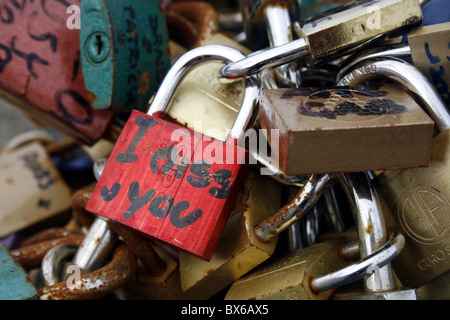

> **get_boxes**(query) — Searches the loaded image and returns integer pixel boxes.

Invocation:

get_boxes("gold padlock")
[337,57,450,288]
[179,169,281,299]
[164,34,252,141]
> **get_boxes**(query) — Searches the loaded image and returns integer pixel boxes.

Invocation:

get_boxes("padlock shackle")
[337,57,450,133]
[310,232,405,293]
[254,173,331,242]
[148,44,259,140]
[337,43,412,80]
[41,244,79,286]
[336,172,395,293]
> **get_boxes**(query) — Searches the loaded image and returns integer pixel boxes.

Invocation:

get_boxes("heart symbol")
[100,183,121,202]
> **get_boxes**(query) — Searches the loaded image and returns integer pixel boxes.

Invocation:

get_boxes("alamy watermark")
[66,5,80,30]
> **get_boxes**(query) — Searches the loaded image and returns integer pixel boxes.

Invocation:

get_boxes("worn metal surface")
[80,0,171,112]
[0,244,38,300]
[39,243,137,300]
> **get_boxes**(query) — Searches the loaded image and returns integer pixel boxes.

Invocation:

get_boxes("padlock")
[225,232,405,299]
[407,22,450,106]
[0,138,72,239]
[258,82,434,175]
[80,0,171,112]
[336,56,450,288]
[0,244,38,300]
[225,171,410,300]
[164,1,219,50]
[162,34,251,142]
[85,44,259,261]
[338,21,450,106]
[221,0,423,79]
[69,158,182,299]
[0,0,113,145]
[240,0,301,88]
[178,168,281,299]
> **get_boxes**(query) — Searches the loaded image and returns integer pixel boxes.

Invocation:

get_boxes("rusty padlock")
[0,0,113,145]
[80,0,171,112]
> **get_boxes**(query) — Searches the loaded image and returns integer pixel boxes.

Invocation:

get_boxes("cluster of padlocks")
[0,0,449,301]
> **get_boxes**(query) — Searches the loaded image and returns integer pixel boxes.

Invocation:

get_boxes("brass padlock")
[337,56,450,288]
[225,172,407,299]
[259,83,434,175]
[179,168,281,299]
[222,0,423,79]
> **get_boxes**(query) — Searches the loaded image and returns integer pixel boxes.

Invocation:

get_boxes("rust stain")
[137,72,151,95]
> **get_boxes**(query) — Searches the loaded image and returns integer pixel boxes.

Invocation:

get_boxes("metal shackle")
[310,231,405,293]
[148,44,259,141]
[336,57,450,133]
[39,243,137,300]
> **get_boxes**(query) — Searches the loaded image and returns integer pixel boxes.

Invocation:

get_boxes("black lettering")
[123,6,135,19]
[100,183,121,202]
[41,0,71,23]
[150,145,189,179]
[0,4,13,24]
[169,201,202,228]
[142,37,152,53]
[116,116,158,163]
[28,29,58,52]
[123,181,155,220]
[0,43,12,73]
[209,169,232,199]
[11,36,49,79]
[148,194,173,219]
[55,89,93,124]
[187,160,211,188]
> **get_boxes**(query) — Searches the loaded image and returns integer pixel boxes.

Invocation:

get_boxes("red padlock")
[0,0,113,145]
[86,45,258,260]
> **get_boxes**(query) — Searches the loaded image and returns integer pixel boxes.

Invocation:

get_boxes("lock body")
[86,110,248,260]
[224,237,350,300]
[0,0,113,145]
[164,34,250,142]
[408,22,450,106]
[0,244,38,300]
[0,142,72,238]
[179,170,281,299]
[80,0,171,112]
[374,128,450,287]
[259,83,434,175]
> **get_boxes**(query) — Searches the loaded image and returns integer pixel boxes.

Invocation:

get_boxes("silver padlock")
[221,0,423,79]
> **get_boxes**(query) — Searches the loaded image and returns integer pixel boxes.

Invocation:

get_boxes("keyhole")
[95,34,103,56]
[86,32,109,64]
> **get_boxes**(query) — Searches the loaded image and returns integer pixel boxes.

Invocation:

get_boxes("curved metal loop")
[41,244,79,287]
[11,234,85,271]
[310,232,405,293]
[336,57,450,133]
[337,43,412,80]
[148,44,259,141]
[39,243,137,300]
[254,173,331,242]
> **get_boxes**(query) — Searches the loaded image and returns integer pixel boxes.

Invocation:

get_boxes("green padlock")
[80,0,171,112]
[0,244,38,300]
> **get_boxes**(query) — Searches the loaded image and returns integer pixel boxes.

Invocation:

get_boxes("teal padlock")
[0,244,38,300]
[80,0,171,112]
